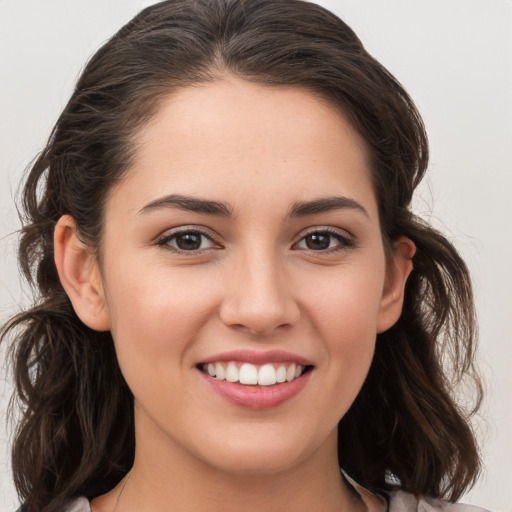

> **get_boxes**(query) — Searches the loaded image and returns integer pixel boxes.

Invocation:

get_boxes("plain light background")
[1,1,511,511]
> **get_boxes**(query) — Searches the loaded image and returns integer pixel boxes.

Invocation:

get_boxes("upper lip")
[199,349,314,367]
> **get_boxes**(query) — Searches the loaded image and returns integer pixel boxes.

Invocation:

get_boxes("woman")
[1,1,486,511]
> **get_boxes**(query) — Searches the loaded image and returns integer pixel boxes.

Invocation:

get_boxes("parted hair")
[2,1,482,511]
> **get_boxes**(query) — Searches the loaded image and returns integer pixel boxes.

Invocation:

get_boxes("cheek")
[306,262,385,337]
[102,269,222,433]
[321,300,378,382]
[103,264,220,376]
[304,263,385,387]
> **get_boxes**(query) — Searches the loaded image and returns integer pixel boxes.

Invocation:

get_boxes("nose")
[219,249,300,336]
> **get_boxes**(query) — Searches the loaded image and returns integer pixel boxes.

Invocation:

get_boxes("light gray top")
[61,489,490,512]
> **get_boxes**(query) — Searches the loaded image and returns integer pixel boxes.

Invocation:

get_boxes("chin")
[206,450,306,477]
[193,426,332,477]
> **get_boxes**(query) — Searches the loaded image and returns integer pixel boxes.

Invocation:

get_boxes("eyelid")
[153,224,355,254]
[292,226,356,252]
[155,225,223,252]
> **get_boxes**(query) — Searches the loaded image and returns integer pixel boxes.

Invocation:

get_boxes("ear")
[54,215,110,331]
[377,236,416,334]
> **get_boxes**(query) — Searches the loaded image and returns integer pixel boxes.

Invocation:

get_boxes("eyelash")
[156,227,355,254]
[294,228,355,253]
[156,228,221,254]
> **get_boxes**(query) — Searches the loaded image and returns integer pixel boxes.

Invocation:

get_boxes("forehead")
[109,78,378,220]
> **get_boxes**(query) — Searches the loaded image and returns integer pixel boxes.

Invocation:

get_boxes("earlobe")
[377,236,416,334]
[54,215,110,331]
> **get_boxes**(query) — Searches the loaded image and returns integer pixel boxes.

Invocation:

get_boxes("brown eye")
[295,229,354,252]
[174,232,203,250]
[304,233,331,250]
[158,230,217,252]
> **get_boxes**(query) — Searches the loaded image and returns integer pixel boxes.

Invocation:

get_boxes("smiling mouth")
[198,361,313,386]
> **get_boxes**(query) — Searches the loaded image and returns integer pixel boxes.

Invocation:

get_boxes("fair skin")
[54,78,414,512]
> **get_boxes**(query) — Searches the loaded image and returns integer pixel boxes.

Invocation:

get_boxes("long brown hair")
[2,1,482,511]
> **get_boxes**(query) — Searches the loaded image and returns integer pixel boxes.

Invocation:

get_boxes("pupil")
[306,233,330,250]
[176,233,201,250]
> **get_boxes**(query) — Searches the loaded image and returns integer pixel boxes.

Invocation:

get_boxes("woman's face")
[92,78,409,475]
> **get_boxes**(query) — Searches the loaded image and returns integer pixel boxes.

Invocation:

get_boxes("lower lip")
[199,370,312,410]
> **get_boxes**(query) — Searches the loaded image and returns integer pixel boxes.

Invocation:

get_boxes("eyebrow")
[139,194,233,216]
[138,194,368,219]
[286,196,369,219]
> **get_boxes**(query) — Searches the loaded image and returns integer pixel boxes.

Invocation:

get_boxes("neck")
[92,409,365,512]
[119,456,360,512]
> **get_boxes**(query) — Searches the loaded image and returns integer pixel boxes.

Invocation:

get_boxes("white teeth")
[286,363,296,382]
[215,362,225,380]
[203,361,307,385]
[276,365,287,383]
[225,362,239,382]
[258,364,277,386]
[239,363,258,385]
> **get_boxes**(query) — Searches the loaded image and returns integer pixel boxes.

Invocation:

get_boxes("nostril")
[218,280,300,335]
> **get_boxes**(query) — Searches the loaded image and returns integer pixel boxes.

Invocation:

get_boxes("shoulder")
[61,496,91,512]
[346,475,491,512]
[387,489,491,512]
[17,492,492,512]
[16,496,90,512]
